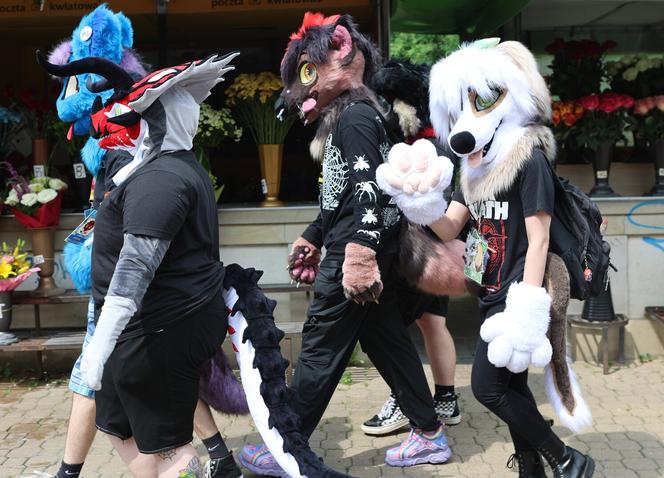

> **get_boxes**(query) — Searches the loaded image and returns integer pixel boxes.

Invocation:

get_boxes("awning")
[390,0,532,35]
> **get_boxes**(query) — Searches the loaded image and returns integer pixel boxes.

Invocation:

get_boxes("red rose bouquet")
[546,38,616,101]
[572,92,634,150]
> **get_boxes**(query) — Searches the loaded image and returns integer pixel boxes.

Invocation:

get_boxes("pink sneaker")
[239,443,288,477]
[385,425,452,467]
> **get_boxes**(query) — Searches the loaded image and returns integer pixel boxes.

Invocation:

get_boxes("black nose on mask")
[449,131,476,155]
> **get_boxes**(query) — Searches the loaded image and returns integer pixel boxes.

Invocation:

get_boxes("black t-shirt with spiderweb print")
[301,101,400,256]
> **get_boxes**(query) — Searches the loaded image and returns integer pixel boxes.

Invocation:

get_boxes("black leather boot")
[539,445,596,478]
[506,450,547,478]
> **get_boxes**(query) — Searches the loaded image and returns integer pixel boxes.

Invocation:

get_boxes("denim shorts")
[68,297,96,398]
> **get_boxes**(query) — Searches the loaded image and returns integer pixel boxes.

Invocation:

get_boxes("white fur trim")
[224,288,304,478]
[545,361,593,433]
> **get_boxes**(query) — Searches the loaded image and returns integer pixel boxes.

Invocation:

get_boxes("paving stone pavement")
[1,359,664,478]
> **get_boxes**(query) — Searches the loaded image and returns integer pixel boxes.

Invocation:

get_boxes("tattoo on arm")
[157,448,177,461]
[178,456,203,478]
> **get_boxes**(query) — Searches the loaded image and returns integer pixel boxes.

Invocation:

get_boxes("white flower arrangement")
[3,174,68,216]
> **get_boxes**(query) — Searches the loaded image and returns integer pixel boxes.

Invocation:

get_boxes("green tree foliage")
[389,32,460,65]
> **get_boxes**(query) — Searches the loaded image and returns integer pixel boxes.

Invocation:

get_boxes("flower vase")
[0,291,18,345]
[646,139,664,196]
[589,142,618,197]
[0,292,12,332]
[258,144,284,207]
[30,227,63,297]
[32,138,50,167]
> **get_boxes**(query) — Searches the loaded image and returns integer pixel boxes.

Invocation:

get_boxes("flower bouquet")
[546,38,616,100]
[0,239,39,341]
[226,72,296,205]
[0,239,39,292]
[4,171,68,228]
[193,103,242,201]
[552,100,584,142]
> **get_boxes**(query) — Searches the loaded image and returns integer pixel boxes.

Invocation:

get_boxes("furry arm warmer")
[287,236,321,285]
[342,242,383,303]
[480,281,553,374]
[376,139,454,226]
[80,234,170,390]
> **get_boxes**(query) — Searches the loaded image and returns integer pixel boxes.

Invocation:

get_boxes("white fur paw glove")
[376,139,454,226]
[480,282,553,373]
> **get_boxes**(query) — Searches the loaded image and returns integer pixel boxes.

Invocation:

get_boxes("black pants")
[291,254,438,438]
[471,302,560,452]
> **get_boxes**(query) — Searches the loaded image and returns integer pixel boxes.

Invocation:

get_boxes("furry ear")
[331,25,353,59]
[115,12,134,49]
[47,40,72,78]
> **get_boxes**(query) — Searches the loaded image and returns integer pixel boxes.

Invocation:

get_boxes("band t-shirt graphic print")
[452,149,555,307]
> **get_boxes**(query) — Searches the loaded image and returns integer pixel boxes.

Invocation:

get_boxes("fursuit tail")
[199,349,250,415]
[223,264,353,478]
[544,253,592,433]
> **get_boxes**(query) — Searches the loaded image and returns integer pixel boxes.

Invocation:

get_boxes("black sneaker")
[361,392,409,435]
[205,452,243,478]
[434,393,461,425]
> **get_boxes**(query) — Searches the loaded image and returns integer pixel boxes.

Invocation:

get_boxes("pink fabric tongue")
[67,124,74,141]
[302,98,317,113]
[468,150,482,166]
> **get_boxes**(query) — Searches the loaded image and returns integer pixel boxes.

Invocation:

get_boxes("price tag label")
[33,165,45,178]
[73,163,87,179]
[658,168,664,177]
[260,179,268,195]
[33,254,45,265]
[596,170,608,179]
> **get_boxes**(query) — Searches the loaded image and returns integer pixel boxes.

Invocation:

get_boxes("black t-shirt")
[92,150,224,338]
[301,101,401,256]
[452,149,554,306]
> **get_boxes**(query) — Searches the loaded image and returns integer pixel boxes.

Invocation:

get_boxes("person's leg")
[194,399,242,478]
[416,312,455,387]
[54,298,97,478]
[109,435,158,478]
[156,444,203,477]
[360,273,451,467]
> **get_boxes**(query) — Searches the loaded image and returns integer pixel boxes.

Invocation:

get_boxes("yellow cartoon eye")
[299,63,317,86]
[474,88,502,111]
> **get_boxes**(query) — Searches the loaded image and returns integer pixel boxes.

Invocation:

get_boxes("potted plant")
[3,161,67,296]
[573,92,634,196]
[226,72,296,206]
[0,239,40,344]
[193,103,242,202]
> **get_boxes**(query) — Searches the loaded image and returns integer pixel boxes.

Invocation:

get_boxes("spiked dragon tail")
[223,264,354,478]
[544,253,593,433]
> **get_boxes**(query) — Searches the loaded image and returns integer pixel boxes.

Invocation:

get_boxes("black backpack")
[547,164,612,300]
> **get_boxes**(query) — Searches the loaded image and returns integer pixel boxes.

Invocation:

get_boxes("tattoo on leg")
[178,456,202,478]
[158,448,177,461]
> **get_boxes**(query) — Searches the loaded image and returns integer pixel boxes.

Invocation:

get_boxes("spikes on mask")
[107,110,141,126]
[92,96,103,114]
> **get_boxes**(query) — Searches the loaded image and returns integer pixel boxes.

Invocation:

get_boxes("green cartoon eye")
[475,88,502,111]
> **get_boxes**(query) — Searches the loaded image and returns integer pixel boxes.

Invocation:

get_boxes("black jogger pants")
[291,253,438,438]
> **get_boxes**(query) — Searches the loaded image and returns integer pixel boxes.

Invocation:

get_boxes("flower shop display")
[608,54,664,195]
[0,106,21,159]
[3,164,67,296]
[0,239,40,344]
[193,103,242,202]
[4,87,57,168]
[226,72,296,206]
[546,38,616,101]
